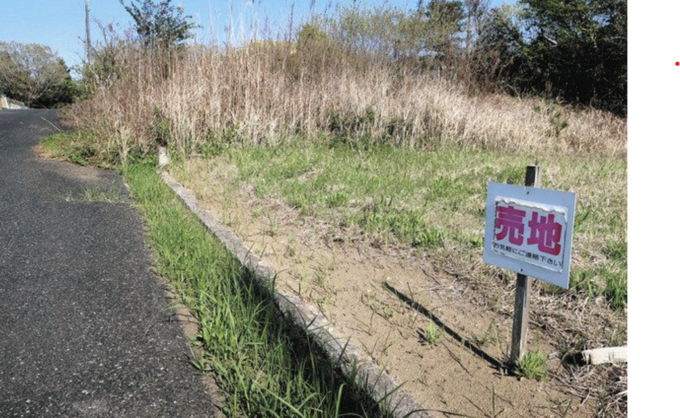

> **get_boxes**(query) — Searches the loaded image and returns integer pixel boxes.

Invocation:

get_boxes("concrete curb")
[161,172,433,418]
[0,96,27,109]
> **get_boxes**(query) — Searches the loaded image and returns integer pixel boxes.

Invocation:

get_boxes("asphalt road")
[0,110,215,417]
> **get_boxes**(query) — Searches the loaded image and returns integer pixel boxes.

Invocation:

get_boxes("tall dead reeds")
[65,34,626,164]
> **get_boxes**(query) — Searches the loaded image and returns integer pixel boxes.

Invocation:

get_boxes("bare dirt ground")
[171,158,626,418]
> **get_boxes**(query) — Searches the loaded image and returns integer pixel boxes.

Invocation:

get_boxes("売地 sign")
[484,183,577,289]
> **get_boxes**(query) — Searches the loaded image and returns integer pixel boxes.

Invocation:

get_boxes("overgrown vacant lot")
[20,0,630,412]
[170,141,627,417]
[54,15,627,414]
[174,144,627,311]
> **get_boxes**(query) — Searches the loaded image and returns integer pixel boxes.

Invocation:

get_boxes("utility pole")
[85,0,92,64]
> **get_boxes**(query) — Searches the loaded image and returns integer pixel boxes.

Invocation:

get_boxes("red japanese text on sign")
[495,205,526,245]
[491,201,567,272]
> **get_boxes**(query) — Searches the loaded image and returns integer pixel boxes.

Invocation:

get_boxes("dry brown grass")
[64,41,626,163]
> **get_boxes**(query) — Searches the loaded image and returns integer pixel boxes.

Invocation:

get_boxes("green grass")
[40,131,101,166]
[122,163,385,417]
[64,186,124,203]
[422,322,442,346]
[513,351,548,381]
[40,130,143,168]
[173,143,627,311]
[82,186,123,202]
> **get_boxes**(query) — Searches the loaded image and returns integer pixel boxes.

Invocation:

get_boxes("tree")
[80,22,127,91]
[330,4,422,62]
[0,42,75,107]
[477,0,626,114]
[298,23,329,50]
[476,5,528,88]
[589,0,626,114]
[518,0,626,114]
[120,0,197,50]
[462,0,491,54]
[421,0,466,60]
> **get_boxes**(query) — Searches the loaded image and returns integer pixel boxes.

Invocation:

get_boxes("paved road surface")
[0,110,215,417]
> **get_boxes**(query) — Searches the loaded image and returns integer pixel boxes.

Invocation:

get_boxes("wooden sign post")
[510,166,540,363]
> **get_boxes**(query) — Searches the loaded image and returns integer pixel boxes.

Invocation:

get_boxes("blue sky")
[0,0,511,70]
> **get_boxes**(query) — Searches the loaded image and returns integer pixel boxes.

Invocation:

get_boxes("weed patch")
[514,351,548,381]
[122,164,386,417]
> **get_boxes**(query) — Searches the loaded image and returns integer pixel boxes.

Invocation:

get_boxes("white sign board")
[483,183,577,289]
